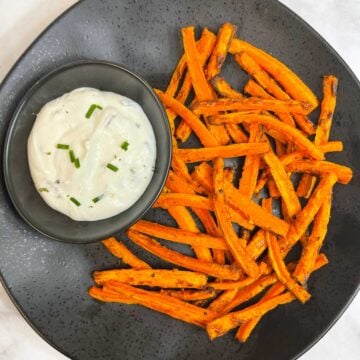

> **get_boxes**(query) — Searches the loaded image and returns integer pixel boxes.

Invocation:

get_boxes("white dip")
[27,87,156,221]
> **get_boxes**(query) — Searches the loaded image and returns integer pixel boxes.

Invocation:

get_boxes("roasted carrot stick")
[160,289,216,301]
[89,286,134,304]
[207,288,238,313]
[128,230,242,280]
[102,237,151,269]
[209,113,324,160]
[228,38,319,110]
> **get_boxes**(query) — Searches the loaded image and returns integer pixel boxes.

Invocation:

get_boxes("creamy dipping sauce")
[27,87,156,221]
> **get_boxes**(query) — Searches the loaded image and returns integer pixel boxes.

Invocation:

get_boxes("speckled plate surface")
[0,1,359,359]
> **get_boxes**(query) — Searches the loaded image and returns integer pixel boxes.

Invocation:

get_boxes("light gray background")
[0,0,359,359]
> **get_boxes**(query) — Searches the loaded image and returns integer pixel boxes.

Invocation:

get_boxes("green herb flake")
[69,197,81,206]
[69,150,76,163]
[56,144,69,149]
[74,158,80,168]
[106,163,119,172]
[85,104,103,119]
[46,152,52,155]
[38,187,49,192]
[120,141,129,151]
[92,194,104,203]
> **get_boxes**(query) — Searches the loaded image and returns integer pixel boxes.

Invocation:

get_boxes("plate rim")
[0,0,359,359]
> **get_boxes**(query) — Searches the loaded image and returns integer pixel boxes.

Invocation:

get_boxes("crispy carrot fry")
[154,193,212,210]
[263,152,301,218]
[192,97,312,116]
[167,206,213,262]
[286,160,352,184]
[244,79,296,128]
[294,195,332,283]
[207,22,237,79]
[89,286,134,304]
[131,220,228,250]
[238,54,315,134]
[102,237,151,269]
[236,254,328,342]
[175,142,269,163]
[155,89,218,147]
[105,281,217,327]
[93,269,207,288]
[207,276,258,290]
[160,289,216,301]
[209,113,324,160]
[266,232,310,303]
[238,123,263,197]
[128,230,242,280]
[226,124,249,143]
[208,288,238,313]
[211,76,243,98]
[228,38,318,110]
[213,158,261,277]
[279,173,338,257]
[207,292,294,339]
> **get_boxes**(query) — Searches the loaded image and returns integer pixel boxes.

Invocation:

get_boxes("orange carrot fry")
[155,90,218,147]
[131,220,228,250]
[263,152,301,218]
[207,292,294,339]
[286,160,353,184]
[207,288,238,313]
[211,76,243,98]
[175,142,269,163]
[128,230,242,280]
[213,158,260,277]
[160,289,216,301]
[236,254,328,342]
[102,237,151,269]
[192,97,312,116]
[89,286,134,304]
[209,113,324,160]
[207,22,237,80]
[94,269,207,288]
[228,38,319,110]
[293,195,332,283]
[207,276,259,291]
[279,173,338,257]
[105,281,217,327]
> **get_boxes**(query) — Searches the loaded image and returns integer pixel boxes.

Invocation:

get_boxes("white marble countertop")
[0,0,359,359]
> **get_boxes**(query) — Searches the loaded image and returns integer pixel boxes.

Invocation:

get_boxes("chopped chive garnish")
[120,141,129,151]
[74,158,80,168]
[92,194,104,203]
[57,144,69,149]
[69,150,75,163]
[106,163,119,172]
[70,197,81,206]
[38,187,49,192]
[46,152,52,155]
[85,104,103,119]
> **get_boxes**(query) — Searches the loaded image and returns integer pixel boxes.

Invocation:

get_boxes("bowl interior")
[3,61,171,243]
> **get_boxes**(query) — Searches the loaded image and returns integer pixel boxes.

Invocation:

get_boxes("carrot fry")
[89,286,134,304]
[160,289,216,301]
[209,113,324,160]
[236,254,328,342]
[238,123,263,197]
[228,38,318,110]
[211,76,243,98]
[94,269,207,288]
[286,160,353,184]
[263,152,301,218]
[207,276,258,290]
[279,173,338,257]
[207,22,237,79]
[192,97,312,116]
[293,195,332,283]
[213,158,261,277]
[128,230,242,280]
[207,292,294,339]
[175,142,269,163]
[105,281,217,327]
[154,193,212,210]
[155,89,218,147]
[102,237,151,269]
[131,220,228,250]
[208,288,238,313]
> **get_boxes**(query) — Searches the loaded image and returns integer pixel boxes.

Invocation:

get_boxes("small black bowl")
[3,60,171,243]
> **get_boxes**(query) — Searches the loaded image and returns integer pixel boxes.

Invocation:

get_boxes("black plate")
[0,1,359,359]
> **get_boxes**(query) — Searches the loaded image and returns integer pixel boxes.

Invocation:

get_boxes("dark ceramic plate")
[3,60,171,243]
[0,0,359,359]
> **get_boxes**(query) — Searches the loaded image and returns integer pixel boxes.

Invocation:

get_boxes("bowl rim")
[2,59,172,244]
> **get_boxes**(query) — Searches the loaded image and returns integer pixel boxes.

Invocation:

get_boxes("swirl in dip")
[27,87,156,221]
